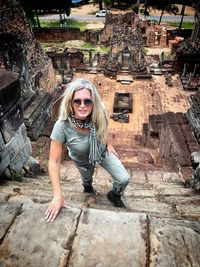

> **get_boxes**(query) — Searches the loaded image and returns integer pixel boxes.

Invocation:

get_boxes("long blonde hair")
[59,78,108,144]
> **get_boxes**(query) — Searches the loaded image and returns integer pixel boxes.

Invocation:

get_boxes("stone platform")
[0,162,200,266]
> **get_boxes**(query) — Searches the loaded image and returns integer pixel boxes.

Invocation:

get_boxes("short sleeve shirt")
[50,119,106,165]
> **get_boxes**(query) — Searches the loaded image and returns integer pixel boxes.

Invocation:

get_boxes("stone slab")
[176,204,200,221]
[149,217,200,266]
[68,209,147,267]
[126,199,173,214]
[0,202,21,240]
[0,203,81,267]
[131,170,147,184]
[146,170,163,183]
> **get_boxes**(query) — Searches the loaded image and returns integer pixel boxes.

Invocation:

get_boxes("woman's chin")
[75,114,88,120]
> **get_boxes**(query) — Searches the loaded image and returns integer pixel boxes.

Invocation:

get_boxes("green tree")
[19,0,72,27]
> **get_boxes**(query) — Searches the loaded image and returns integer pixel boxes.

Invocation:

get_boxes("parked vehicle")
[95,10,107,17]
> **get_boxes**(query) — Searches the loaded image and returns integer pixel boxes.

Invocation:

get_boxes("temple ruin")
[0,0,200,186]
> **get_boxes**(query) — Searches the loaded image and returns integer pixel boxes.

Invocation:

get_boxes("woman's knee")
[116,171,130,187]
[122,172,130,186]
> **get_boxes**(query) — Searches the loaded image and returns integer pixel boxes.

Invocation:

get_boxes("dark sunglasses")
[72,98,93,107]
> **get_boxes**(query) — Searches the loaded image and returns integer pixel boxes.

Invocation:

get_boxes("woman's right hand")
[44,194,71,223]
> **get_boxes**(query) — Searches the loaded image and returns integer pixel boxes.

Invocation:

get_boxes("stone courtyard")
[1,0,200,266]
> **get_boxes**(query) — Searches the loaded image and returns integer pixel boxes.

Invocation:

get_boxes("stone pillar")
[0,71,32,177]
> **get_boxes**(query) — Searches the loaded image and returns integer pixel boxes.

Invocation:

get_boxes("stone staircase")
[0,162,200,266]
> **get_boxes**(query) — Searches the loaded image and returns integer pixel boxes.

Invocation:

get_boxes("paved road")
[39,14,194,22]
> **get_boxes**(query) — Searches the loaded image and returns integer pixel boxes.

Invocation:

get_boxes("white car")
[95,10,107,17]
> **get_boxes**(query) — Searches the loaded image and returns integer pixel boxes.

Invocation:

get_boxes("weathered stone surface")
[0,203,81,267]
[130,170,147,184]
[68,209,147,267]
[162,172,182,184]
[23,90,52,140]
[146,170,163,183]
[149,217,200,266]
[0,202,21,240]
[125,199,173,214]
[0,124,31,175]
[0,71,20,115]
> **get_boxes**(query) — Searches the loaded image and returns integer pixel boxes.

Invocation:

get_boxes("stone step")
[1,202,200,267]
[1,161,200,267]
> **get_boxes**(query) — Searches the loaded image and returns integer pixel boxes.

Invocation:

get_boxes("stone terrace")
[1,162,200,266]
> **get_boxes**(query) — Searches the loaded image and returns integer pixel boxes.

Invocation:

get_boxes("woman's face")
[72,88,93,120]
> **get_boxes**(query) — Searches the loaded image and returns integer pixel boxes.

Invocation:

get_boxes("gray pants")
[75,153,129,195]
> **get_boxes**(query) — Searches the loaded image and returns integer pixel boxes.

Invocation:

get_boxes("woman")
[45,79,129,223]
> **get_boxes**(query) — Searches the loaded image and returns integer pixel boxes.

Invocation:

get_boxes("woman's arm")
[107,134,119,157]
[45,140,70,223]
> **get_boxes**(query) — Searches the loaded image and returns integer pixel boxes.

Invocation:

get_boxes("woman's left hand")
[107,143,119,157]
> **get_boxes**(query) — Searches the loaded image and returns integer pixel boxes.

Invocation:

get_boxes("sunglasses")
[72,98,93,107]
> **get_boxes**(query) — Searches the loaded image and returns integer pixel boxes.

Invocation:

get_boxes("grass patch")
[81,43,109,54]
[39,19,87,31]
[167,21,194,29]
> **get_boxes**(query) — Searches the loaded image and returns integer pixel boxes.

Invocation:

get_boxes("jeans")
[75,153,130,195]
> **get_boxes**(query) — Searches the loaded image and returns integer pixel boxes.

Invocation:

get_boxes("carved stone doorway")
[122,50,131,69]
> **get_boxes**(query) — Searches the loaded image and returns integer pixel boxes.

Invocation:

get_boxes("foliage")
[132,4,139,14]
[11,170,22,182]
[141,0,179,18]
[168,21,194,29]
[80,43,109,53]
[39,19,87,31]
[19,0,72,27]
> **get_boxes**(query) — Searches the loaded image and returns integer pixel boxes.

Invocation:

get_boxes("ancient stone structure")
[142,112,200,181]
[0,0,57,177]
[101,12,147,78]
[47,49,84,71]
[33,27,82,42]
[187,90,200,145]
[113,93,133,113]
[110,111,129,123]
[171,8,200,91]
[0,0,57,140]
[0,71,32,177]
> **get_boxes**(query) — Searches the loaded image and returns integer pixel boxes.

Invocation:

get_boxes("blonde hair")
[59,78,108,144]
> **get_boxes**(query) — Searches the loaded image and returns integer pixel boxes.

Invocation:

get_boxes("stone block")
[0,71,20,115]
[24,90,52,140]
[0,202,22,240]
[0,124,31,175]
[179,166,194,182]
[0,102,23,143]
[9,138,32,172]
[176,112,188,125]
[149,217,200,266]
[180,124,196,144]
[0,130,5,153]
[0,203,81,267]
[68,209,147,267]
[163,112,179,125]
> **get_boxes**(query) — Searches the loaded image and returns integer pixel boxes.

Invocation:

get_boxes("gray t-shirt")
[50,119,106,165]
